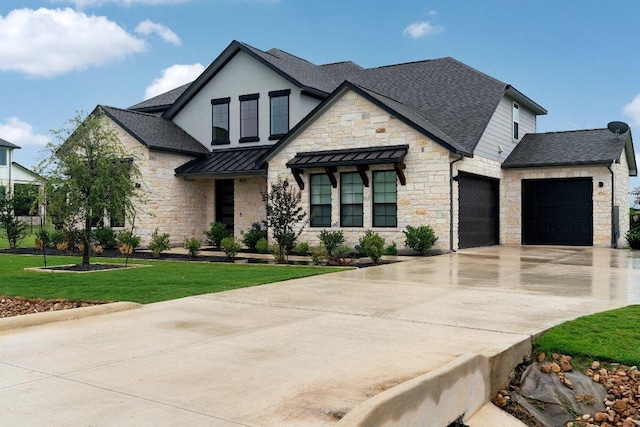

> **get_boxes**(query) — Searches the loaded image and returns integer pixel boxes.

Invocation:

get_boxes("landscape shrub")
[282,232,297,253]
[220,236,241,260]
[48,229,66,248]
[92,245,104,255]
[255,237,270,254]
[631,208,640,231]
[403,225,438,255]
[294,242,309,255]
[384,242,398,256]
[310,246,327,265]
[332,245,354,265]
[117,231,141,254]
[318,230,344,256]
[204,222,230,248]
[0,191,26,249]
[56,242,68,252]
[183,237,201,257]
[627,228,640,250]
[35,229,49,251]
[93,226,118,249]
[148,228,171,258]
[242,222,267,250]
[355,230,385,265]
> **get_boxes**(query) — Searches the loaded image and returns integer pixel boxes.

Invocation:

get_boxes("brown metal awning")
[286,145,408,189]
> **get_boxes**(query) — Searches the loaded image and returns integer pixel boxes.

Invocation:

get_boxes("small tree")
[262,177,307,263]
[0,190,27,249]
[39,110,141,266]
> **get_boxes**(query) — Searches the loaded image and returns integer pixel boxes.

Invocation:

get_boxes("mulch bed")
[0,296,107,318]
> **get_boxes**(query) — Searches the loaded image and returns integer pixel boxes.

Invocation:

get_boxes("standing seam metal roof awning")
[175,146,270,177]
[285,145,409,169]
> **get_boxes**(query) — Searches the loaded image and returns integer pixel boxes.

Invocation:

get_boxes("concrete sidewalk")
[1,246,639,426]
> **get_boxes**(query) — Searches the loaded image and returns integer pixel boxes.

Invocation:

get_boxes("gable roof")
[502,128,637,175]
[163,40,361,119]
[0,138,20,149]
[99,106,209,156]
[128,82,191,113]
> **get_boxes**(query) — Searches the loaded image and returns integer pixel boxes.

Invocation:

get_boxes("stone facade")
[108,119,214,247]
[233,176,267,239]
[502,161,630,248]
[268,90,455,252]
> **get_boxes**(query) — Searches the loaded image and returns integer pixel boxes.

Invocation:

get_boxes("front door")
[215,179,234,233]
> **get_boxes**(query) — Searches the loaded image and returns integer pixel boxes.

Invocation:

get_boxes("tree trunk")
[83,216,91,266]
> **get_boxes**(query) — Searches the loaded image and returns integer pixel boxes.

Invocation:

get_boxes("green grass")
[0,254,345,304]
[0,232,38,250]
[534,305,640,366]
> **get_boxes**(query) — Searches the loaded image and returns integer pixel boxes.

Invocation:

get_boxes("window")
[240,93,259,142]
[310,174,331,227]
[211,98,230,144]
[340,172,363,227]
[512,102,519,140]
[269,89,290,139]
[373,171,397,227]
[0,186,5,198]
[109,207,125,228]
[0,148,6,166]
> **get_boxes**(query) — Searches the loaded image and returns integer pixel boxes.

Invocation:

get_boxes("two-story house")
[0,138,45,218]
[93,40,636,251]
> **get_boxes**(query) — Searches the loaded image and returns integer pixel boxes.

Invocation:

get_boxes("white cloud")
[402,21,444,39]
[135,20,181,46]
[144,63,204,100]
[52,0,190,8]
[0,8,146,78]
[623,94,640,126]
[0,117,50,147]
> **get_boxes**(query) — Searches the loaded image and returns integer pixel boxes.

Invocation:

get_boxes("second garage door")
[458,173,499,249]
[522,178,593,246]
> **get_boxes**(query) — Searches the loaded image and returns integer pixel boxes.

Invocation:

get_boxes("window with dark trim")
[269,89,290,139]
[239,93,259,143]
[211,97,230,144]
[310,174,331,227]
[109,208,125,228]
[373,171,397,227]
[0,148,6,166]
[340,172,363,227]
[512,102,519,140]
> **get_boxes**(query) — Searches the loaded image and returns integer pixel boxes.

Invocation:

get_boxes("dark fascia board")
[175,169,265,178]
[259,81,472,168]
[99,106,207,158]
[505,86,548,115]
[625,131,637,176]
[501,159,615,169]
[163,40,329,120]
[130,104,171,114]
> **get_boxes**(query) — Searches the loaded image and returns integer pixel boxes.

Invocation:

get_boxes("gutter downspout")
[449,155,464,252]
[607,163,617,248]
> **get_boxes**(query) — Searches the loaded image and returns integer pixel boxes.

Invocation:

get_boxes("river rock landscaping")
[0,296,106,318]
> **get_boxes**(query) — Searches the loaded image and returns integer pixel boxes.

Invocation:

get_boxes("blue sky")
[2,0,640,194]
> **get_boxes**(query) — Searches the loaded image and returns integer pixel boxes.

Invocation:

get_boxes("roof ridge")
[531,128,610,135]
[265,47,317,65]
[365,56,451,71]
[320,60,361,67]
[101,105,162,118]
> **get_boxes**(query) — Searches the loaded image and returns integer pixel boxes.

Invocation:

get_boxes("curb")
[0,302,143,332]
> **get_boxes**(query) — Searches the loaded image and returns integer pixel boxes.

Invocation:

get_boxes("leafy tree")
[0,190,27,249]
[39,110,141,265]
[262,177,307,263]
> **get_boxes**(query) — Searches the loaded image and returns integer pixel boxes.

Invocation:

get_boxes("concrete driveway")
[1,246,640,426]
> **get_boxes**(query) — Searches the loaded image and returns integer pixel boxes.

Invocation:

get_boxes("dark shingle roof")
[350,57,526,154]
[128,82,192,112]
[100,106,209,156]
[502,128,634,171]
[175,146,269,176]
[0,138,20,149]
[286,145,408,169]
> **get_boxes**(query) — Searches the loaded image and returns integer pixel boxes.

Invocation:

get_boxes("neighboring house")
[91,40,636,250]
[0,138,45,218]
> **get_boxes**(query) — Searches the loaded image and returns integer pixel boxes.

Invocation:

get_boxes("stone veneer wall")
[107,119,214,247]
[233,176,267,240]
[268,90,455,252]
[502,164,629,248]
[613,154,630,248]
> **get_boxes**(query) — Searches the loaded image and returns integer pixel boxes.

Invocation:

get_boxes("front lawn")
[0,254,344,304]
[534,305,640,366]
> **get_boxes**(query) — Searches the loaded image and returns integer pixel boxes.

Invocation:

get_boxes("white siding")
[0,148,10,184]
[173,50,322,150]
[474,96,537,162]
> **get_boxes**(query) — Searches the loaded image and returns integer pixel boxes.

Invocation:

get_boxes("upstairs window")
[240,93,259,143]
[340,172,363,227]
[0,148,6,166]
[372,171,397,227]
[310,174,331,227]
[269,89,290,139]
[513,102,520,140]
[211,98,230,144]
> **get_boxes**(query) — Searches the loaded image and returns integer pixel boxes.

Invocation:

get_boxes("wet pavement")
[1,246,639,426]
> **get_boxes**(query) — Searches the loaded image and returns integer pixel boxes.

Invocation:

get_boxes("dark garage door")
[458,174,499,249]
[522,178,593,246]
